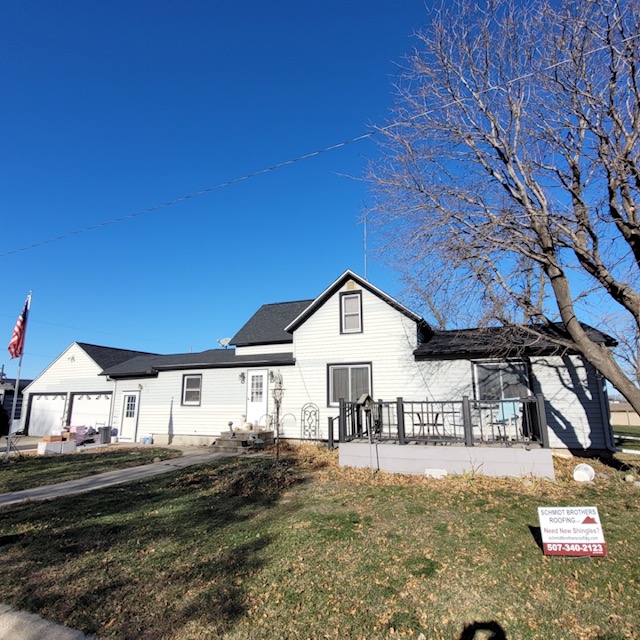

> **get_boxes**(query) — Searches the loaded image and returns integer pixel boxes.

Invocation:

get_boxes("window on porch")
[475,362,530,401]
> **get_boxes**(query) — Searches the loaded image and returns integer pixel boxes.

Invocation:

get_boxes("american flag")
[8,295,30,359]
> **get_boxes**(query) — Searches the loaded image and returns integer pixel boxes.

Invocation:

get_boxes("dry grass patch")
[0,445,639,639]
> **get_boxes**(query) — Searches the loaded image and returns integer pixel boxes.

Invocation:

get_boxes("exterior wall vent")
[345,279,357,291]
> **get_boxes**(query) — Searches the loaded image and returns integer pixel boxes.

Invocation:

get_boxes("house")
[20,270,615,475]
[609,401,640,430]
[0,375,32,428]
[20,343,154,436]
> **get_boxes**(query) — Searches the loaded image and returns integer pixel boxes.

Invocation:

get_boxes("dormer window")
[340,292,362,334]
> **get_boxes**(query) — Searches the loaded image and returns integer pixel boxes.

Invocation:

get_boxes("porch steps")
[212,430,274,454]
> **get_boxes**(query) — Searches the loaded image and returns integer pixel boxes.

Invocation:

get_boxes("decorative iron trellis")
[300,403,320,441]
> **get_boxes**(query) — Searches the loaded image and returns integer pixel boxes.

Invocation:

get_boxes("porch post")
[396,397,406,445]
[327,417,334,451]
[536,394,550,448]
[338,398,346,443]
[462,396,474,447]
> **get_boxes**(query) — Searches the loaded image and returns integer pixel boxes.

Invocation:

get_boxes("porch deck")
[330,396,550,449]
[329,396,555,478]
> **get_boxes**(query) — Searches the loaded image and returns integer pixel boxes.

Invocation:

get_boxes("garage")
[69,393,112,428]
[27,394,67,436]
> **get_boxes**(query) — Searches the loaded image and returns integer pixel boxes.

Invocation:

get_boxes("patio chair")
[490,400,521,441]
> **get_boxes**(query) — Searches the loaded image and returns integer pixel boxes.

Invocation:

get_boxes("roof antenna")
[363,214,368,281]
[218,337,231,349]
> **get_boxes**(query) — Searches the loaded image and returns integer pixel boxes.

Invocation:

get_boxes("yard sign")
[538,506,606,556]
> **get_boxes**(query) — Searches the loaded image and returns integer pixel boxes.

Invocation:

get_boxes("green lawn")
[0,446,639,640]
[613,427,640,451]
[613,424,640,437]
[0,447,182,493]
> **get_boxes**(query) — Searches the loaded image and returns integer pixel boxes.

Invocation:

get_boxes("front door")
[119,392,140,441]
[245,369,268,427]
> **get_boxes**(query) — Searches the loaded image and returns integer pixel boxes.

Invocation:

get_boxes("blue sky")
[1,0,430,380]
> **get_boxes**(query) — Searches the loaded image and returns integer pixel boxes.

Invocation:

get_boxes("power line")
[0,132,378,258]
[1,33,634,259]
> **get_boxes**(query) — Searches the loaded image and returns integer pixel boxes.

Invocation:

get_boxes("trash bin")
[98,426,112,444]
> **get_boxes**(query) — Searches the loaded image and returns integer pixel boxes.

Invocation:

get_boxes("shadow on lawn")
[0,456,303,639]
[459,620,507,639]
[570,450,640,474]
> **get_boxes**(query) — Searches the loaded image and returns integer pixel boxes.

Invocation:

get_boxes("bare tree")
[369,0,640,412]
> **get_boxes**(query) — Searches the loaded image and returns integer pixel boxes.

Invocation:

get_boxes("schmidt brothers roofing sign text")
[538,507,606,556]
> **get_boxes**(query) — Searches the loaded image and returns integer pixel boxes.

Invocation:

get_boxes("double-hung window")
[340,292,362,333]
[475,362,530,401]
[182,374,202,406]
[328,363,371,405]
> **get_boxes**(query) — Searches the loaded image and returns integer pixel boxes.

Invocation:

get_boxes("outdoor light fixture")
[239,372,246,384]
[272,385,284,403]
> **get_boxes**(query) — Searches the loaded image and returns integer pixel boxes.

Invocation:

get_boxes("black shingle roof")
[102,349,295,378]
[230,300,314,347]
[414,324,616,359]
[77,343,156,369]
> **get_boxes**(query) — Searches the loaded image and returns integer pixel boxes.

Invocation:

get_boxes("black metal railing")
[333,395,549,448]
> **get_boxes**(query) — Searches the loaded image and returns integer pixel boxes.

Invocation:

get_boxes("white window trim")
[182,374,202,406]
[340,292,362,334]
[328,363,372,406]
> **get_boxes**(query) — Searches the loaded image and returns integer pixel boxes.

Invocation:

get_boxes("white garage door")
[28,394,67,436]
[70,393,112,427]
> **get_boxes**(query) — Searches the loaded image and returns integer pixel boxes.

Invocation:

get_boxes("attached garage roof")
[77,343,156,370]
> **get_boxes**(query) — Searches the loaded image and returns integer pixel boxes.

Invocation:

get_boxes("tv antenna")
[217,337,231,349]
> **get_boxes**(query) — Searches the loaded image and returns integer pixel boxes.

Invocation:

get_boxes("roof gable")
[230,300,314,347]
[284,270,429,334]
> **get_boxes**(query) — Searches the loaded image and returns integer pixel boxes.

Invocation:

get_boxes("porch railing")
[329,395,549,448]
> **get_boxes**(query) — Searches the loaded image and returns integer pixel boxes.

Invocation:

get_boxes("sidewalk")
[0,445,237,638]
[0,446,229,508]
[0,604,96,640]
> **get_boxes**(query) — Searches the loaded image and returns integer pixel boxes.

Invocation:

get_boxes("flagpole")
[3,355,24,461]
[4,292,31,463]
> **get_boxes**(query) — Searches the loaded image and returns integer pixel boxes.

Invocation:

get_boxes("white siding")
[112,367,263,441]
[21,343,115,433]
[234,344,293,356]
[281,284,428,438]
